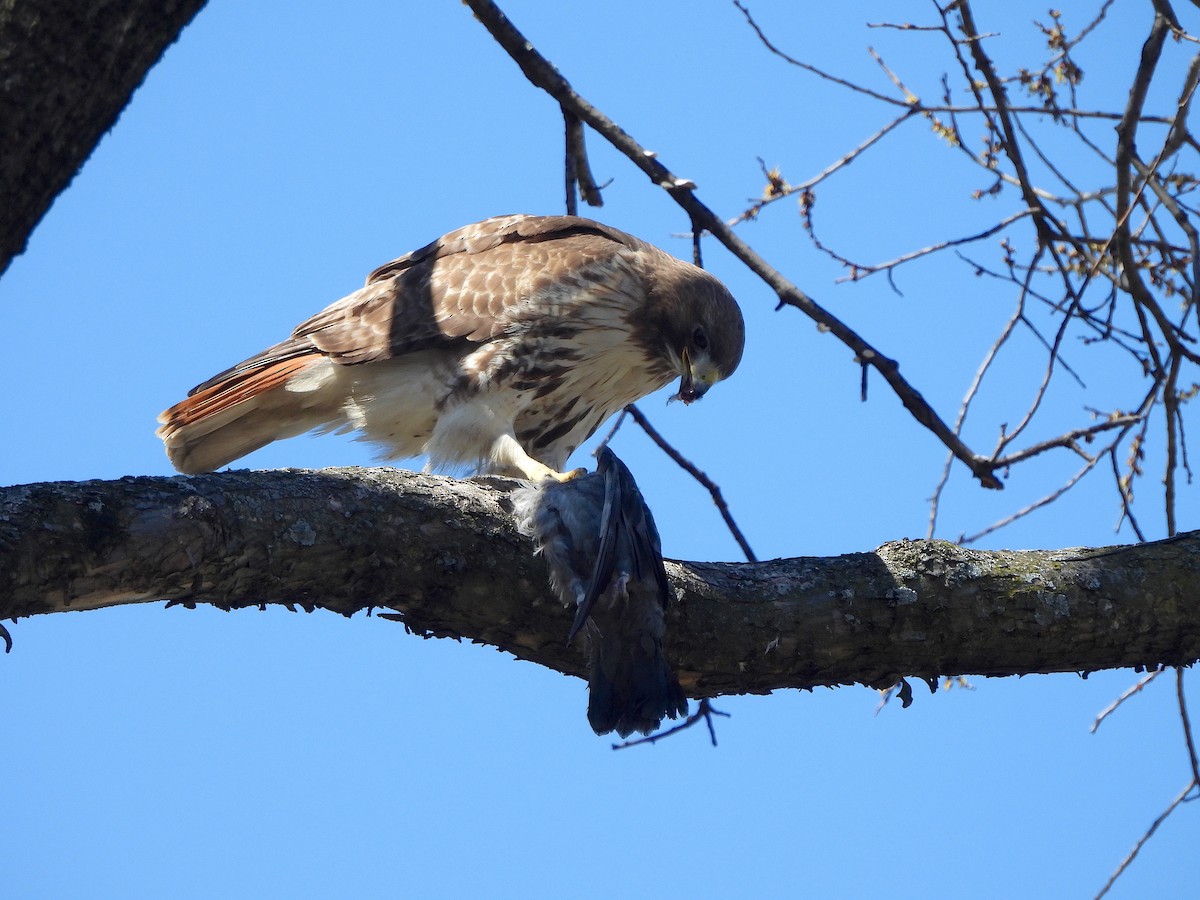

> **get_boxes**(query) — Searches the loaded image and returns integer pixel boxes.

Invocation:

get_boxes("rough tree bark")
[2,469,1197,698]
[0,0,206,276]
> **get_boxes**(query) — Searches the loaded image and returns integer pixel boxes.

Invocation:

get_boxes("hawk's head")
[646,262,745,404]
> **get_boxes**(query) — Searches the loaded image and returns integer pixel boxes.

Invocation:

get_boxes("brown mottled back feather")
[295,216,650,363]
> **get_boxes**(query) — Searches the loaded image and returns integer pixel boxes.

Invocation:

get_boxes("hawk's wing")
[189,215,646,396]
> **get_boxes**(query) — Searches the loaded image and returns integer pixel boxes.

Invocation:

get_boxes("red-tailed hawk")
[157,214,744,479]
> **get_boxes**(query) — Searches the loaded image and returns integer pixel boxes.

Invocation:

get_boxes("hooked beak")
[671,348,716,405]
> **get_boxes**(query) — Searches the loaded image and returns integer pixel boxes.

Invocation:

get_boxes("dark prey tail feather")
[584,606,688,738]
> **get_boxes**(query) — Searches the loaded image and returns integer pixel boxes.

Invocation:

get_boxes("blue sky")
[2,2,1196,897]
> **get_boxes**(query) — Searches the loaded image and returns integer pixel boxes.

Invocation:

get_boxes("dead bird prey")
[514,447,687,737]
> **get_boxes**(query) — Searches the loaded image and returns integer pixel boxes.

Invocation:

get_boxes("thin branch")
[1111,444,1149,543]
[956,251,1145,352]
[1164,354,1183,537]
[727,111,917,227]
[1061,0,1119,55]
[961,384,1155,543]
[612,698,730,750]
[738,2,1172,123]
[927,293,1026,538]
[1178,668,1200,787]
[1091,668,1164,733]
[960,454,1102,545]
[992,414,1145,469]
[868,44,919,104]
[624,403,757,563]
[562,107,604,212]
[734,1,906,106]
[595,407,630,449]
[830,208,1037,284]
[992,279,1080,458]
[1094,780,1197,899]
[956,0,1062,249]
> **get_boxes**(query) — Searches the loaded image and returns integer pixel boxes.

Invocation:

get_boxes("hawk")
[514,446,687,737]
[157,214,744,479]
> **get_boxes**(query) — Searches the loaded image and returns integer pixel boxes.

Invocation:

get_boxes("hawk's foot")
[552,467,588,482]
[487,433,588,483]
[524,462,587,483]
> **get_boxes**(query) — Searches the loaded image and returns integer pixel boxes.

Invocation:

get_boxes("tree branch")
[0,0,207,276]
[622,403,758,563]
[3,470,1198,698]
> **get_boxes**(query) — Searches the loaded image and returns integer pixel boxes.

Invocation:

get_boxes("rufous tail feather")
[156,355,330,473]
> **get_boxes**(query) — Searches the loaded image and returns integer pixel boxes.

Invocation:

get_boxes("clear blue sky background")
[2,2,1196,897]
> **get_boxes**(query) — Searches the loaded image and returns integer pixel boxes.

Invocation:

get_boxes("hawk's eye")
[692,327,709,351]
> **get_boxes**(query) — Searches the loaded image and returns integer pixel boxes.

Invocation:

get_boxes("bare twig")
[1111,445,1149,544]
[1164,354,1183,537]
[1091,668,1164,733]
[612,697,730,750]
[1094,780,1197,899]
[956,1,1062,248]
[1178,667,1200,787]
[562,107,604,212]
[1060,0,1119,55]
[827,209,1038,285]
[727,112,917,226]
[993,296,1082,458]
[959,384,1155,543]
[595,407,630,449]
[734,1,905,107]
[991,414,1145,469]
[960,455,1101,545]
[624,404,758,563]
[737,3,1171,123]
[927,297,1024,538]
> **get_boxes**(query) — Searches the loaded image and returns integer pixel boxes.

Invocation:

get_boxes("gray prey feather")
[513,447,687,737]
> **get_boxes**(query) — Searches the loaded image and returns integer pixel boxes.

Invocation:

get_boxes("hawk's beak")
[672,348,717,405]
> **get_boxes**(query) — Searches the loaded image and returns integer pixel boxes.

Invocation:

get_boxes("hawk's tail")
[156,349,336,474]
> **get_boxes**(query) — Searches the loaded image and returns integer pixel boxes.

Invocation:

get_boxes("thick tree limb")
[2,469,1197,697]
[0,0,206,276]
